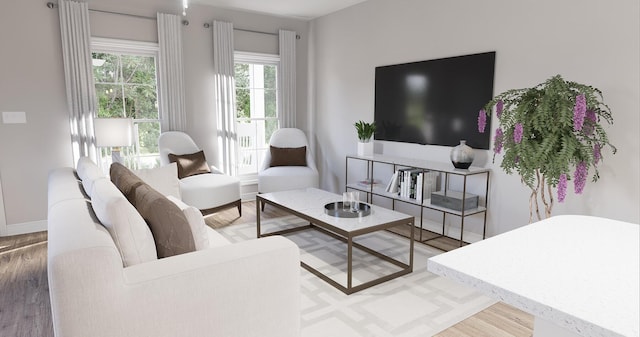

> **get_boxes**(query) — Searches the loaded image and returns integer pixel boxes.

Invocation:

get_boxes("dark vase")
[450,140,474,169]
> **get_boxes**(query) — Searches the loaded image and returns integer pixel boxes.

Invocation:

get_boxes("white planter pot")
[357,141,374,156]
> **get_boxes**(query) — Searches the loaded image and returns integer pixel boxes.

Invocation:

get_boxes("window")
[91,38,160,169]
[234,52,280,176]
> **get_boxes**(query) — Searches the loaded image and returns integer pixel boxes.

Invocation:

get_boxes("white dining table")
[427,215,639,337]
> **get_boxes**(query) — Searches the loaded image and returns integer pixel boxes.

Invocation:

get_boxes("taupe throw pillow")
[133,182,196,258]
[110,162,145,206]
[110,162,196,258]
[168,151,211,179]
[270,146,307,167]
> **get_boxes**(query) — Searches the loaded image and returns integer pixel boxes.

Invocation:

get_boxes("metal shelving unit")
[346,154,490,251]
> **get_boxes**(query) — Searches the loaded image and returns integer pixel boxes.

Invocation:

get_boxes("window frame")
[91,37,161,169]
[234,51,280,181]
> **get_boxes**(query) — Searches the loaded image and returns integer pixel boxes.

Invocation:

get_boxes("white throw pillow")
[134,163,181,199]
[76,156,106,197]
[91,178,158,266]
[166,195,210,250]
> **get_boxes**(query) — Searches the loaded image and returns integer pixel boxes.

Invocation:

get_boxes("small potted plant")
[354,120,376,156]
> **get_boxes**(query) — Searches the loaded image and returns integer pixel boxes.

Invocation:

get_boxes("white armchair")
[258,128,319,209]
[158,131,241,216]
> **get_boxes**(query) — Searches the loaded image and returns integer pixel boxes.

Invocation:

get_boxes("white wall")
[0,0,308,232]
[311,0,640,235]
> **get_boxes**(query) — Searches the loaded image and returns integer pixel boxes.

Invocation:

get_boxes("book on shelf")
[385,171,399,193]
[385,169,440,201]
[356,178,380,188]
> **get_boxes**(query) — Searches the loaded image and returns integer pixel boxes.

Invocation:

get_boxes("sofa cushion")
[166,196,215,250]
[90,178,157,266]
[269,146,307,167]
[134,163,181,199]
[132,179,196,258]
[76,156,106,197]
[168,150,211,179]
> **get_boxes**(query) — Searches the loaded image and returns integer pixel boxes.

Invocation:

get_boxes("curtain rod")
[46,2,190,25]
[203,22,300,40]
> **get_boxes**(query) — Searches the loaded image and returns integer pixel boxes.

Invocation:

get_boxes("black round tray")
[324,202,371,218]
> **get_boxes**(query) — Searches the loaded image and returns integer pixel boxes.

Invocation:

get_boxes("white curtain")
[58,0,98,163]
[212,21,237,175]
[278,30,297,128]
[157,13,187,132]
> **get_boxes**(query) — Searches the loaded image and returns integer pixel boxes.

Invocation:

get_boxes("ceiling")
[191,0,369,20]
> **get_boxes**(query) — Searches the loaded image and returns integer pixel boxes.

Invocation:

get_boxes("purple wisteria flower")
[573,94,586,131]
[593,144,601,165]
[496,100,504,119]
[557,173,567,203]
[494,128,503,154]
[583,109,597,135]
[574,161,588,194]
[513,123,524,144]
[478,109,487,133]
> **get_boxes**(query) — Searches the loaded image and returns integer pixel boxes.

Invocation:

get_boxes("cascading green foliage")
[480,75,616,220]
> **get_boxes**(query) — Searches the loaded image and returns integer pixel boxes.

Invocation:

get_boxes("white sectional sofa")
[47,159,300,337]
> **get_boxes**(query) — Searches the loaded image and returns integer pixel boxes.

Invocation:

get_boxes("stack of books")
[384,169,439,201]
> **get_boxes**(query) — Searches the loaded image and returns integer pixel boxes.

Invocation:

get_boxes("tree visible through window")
[92,39,161,169]
[235,52,279,176]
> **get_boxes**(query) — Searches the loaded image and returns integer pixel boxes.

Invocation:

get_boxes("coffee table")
[257,188,415,294]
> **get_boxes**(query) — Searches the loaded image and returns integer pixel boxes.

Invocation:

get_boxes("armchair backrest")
[158,131,200,166]
[260,128,317,171]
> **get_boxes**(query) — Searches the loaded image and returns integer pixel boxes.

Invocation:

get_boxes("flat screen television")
[374,51,495,149]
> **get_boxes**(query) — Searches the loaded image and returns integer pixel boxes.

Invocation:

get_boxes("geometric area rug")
[217,215,496,337]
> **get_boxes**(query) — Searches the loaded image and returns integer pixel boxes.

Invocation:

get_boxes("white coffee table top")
[427,215,639,337]
[258,188,413,234]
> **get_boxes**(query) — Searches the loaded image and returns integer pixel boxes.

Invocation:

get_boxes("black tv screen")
[374,51,495,149]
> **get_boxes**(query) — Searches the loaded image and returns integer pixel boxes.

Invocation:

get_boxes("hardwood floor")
[0,231,52,337]
[435,302,533,337]
[0,200,532,337]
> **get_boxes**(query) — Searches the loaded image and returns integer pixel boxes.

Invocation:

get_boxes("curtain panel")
[58,0,98,164]
[157,13,187,132]
[212,20,237,175]
[278,30,297,128]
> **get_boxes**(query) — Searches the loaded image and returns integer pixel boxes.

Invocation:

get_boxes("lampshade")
[94,118,134,147]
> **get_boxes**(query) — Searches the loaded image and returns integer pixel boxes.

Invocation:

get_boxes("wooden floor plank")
[435,302,533,337]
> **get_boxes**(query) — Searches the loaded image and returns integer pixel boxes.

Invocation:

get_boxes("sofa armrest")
[52,236,300,337]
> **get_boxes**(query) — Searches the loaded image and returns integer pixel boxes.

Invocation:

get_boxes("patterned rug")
[217,216,495,337]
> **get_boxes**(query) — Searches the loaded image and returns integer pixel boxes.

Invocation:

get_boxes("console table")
[427,215,639,337]
[346,154,490,251]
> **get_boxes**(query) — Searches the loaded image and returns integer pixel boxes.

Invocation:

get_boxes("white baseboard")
[4,220,47,237]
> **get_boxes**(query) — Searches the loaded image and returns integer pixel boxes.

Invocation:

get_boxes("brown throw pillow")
[110,162,145,206]
[110,162,196,258]
[168,151,211,179]
[270,146,307,167]
[133,182,196,258]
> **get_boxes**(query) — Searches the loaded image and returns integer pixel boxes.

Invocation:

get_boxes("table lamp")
[94,118,134,164]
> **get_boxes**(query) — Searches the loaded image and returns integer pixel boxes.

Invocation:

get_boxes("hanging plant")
[479,75,616,223]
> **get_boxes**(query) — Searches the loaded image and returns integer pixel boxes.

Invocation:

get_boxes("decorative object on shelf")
[479,75,616,222]
[449,140,475,169]
[354,120,376,156]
